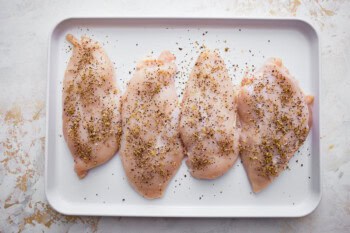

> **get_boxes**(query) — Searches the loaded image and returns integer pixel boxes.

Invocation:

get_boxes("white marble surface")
[0,0,349,232]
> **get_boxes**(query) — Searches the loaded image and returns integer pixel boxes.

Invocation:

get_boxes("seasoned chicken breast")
[120,51,184,199]
[62,34,122,178]
[180,50,240,179]
[238,58,313,193]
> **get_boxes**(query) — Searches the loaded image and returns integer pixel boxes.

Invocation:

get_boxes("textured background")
[0,0,349,232]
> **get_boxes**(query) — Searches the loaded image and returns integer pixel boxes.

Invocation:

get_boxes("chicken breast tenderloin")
[180,50,240,179]
[238,58,313,193]
[62,34,122,179]
[120,51,184,199]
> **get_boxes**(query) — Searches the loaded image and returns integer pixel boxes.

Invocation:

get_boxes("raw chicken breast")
[238,58,313,193]
[120,51,184,199]
[62,34,122,178]
[180,50,240,179]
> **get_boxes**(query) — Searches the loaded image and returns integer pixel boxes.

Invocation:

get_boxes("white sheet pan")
[45,17,321,217]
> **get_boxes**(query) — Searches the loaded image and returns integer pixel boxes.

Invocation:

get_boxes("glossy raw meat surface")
[180,50,240,179]
[120,51,184,199]
[238,58,313,193]
[62,34,122,178]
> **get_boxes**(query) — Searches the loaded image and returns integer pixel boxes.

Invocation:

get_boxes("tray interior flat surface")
[46,18,320,217]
